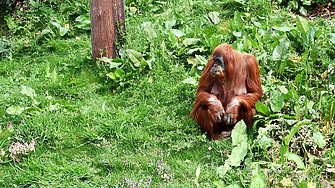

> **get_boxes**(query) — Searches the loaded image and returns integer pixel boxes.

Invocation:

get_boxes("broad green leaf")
[272,26,294,32]
[226,142,248,166]
[59,26,69,36]
[76,14,89,23]
[51,68,57,83]
[295,73,302,82]
[295,105,305,121]
[304,26,315,47]
[76,18,91,30]
[296,16,310,39]
[277,60,287,76]
[114,68,125,78]
[233,31,242,38]
[303,0,311,5]
[243,36,252,51]
[235,41,244,52]
[270,89,284,113]
[217,163,230,176]
[126,49,142,60]
[194,166,201,186]
[164,19,176,30]
[231,120,247,146]
[170,29,184,38]
[250,164,267,188]
[273,37,290,61]
[284,120,311,146]
[196,166,200,178]
[6,106,23,115]
[38,29,51,38]
[324,98,335,122]
[299,6,307,16]
[277,85,288,94]
[75,14,91,30]
[23,106,42,114]
[227,184,241,188]
[251,163,261,175]
[230,18,237,31]
[283,91,293,100]
[194,20,202,36]
[195,55,207,65]
[291,0,298,10]
[313,130,326,148]
[255,100,271,116]
[168,30,178,47]
[277,85,293,99]
[112,58,124,62]
[187,48,204,54]
[187,57,197,65]
[126,49,143,67]
[330,35,335,44]
[286,153,305,169]
[140,60,151,69]
[106,72,116,80]
[182,77,197,85]
[253,21,262,28]
[289,82,298,99]
[182,38,200,46]
[21,85,39,104]
[210,34,223,52]
[209,12,220,24]
[258,135,272,149]
[50,21,61,29]
[4,15,15,31]
[144,58,154,69]
[280,143,289,163]
[247,36,259,48]
[45,64,51,77]
[109,62,122,69]
[233,11,241,26]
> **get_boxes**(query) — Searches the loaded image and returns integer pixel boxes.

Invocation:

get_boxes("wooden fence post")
[89,0,125,59]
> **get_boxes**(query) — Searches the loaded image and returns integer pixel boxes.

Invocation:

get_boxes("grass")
[1,0,335,187]
[0,35,229,186]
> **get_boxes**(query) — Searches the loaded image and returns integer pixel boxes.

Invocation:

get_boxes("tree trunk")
[90,0,125,59]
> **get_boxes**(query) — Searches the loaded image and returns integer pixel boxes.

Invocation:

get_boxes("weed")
[0,0,334,187]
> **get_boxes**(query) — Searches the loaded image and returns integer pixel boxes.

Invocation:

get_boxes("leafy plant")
[276,0,311,15]
[217,120,248,176]
[1,0,335,186]
[0,36,11,58]
[6,85,42,115]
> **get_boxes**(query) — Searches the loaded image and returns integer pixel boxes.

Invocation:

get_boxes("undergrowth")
[0,0,334,187]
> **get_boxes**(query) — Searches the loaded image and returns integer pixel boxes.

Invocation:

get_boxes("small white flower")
[328,64,334,74]
[330,84,334,91]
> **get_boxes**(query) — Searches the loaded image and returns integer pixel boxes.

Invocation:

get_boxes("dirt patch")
[307,2,335,19]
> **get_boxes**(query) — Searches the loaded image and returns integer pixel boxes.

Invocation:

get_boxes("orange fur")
[190,44,263,140]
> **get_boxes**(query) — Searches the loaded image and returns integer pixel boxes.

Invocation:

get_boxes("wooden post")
[90,0,125,59]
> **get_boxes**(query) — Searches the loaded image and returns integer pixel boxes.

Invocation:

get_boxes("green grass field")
[1,0,335,187]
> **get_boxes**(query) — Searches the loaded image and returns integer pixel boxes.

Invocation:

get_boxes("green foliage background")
[0,0,335,187]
